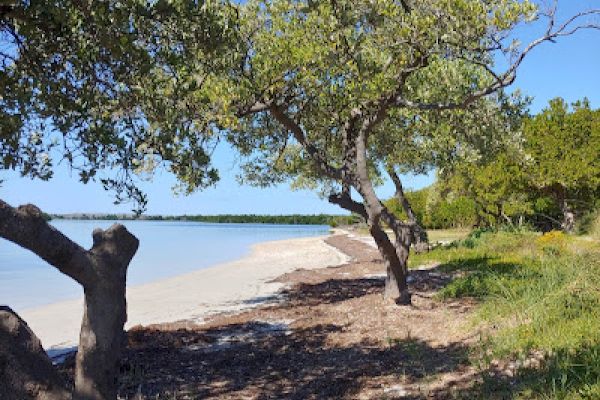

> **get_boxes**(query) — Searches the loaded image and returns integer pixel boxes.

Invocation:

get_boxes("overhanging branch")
[393,7,600,111]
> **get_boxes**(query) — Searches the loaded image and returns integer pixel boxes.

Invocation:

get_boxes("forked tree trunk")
[0,200,139,400]
[74,227,136,400]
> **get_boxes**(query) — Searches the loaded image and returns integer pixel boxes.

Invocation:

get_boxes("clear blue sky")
[1,0,599,215]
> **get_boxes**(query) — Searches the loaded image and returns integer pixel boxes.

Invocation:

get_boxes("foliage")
[433,97,600,231]
[435,141,533,227]
[524,98,600,201]
[415,230,600,399]
[199,0,545,201]
[384,187,429,225]
[425,195,478,229]
[55,213,359,226]
[575,210,600,236]
[385,186,478,229]
[523,98,600,228]
[0,0,237,211]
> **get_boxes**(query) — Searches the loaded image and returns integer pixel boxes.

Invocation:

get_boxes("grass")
[426,228,471,243]
[411,229,600,399]
[353,227,470,243]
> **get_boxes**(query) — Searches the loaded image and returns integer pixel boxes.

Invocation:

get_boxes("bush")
[536,230,567,256]
[577,211,600,239]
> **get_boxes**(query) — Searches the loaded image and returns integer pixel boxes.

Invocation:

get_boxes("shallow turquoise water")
[0,220,329,311]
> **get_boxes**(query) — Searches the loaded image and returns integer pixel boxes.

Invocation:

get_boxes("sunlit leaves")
[219,0,540,195]
[0,0,237,210]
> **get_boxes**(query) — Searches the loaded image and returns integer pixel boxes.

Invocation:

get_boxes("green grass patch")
[426,228,471,243]
[418,229,600,399]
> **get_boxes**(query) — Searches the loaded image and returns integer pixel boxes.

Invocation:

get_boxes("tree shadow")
[457,342,600,399]
[280,277,385,307]
[251,265,456,309]
[119,321,471,399]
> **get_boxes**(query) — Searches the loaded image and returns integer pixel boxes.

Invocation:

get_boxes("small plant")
[536,230,567,256]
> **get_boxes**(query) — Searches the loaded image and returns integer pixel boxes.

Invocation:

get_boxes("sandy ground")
[20,235,350,352]
[104,234,479,399]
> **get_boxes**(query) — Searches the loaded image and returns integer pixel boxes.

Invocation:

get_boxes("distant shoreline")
[51,213,358,226]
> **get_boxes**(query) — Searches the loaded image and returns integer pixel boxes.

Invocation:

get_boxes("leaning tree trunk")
[354,132,411,305]
[0,200,139,400]
[328,190,412,305]
[369,222,411,304]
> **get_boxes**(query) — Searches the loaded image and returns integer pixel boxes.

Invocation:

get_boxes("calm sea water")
[0,220,330,311]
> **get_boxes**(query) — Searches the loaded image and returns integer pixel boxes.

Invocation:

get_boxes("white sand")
[20,235,349,352]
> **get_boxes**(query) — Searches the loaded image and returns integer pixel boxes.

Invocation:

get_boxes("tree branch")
[0,199,94,285]
[386,166,417,224]
[268,104,343,180]
[0,199,139,287]
[393,8,600,111]
[328,192,367,220]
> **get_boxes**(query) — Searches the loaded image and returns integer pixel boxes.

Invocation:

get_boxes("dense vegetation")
[55,213,358,226]
[410,228,600,399]
[386,98,600,233]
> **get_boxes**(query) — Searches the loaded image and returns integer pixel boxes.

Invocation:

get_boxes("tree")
[0,202,139,399]
[384,188,429,228]
[523,98,600,232]
[204,0,599,304]
[436,152,533,227]
[0,1,235,398]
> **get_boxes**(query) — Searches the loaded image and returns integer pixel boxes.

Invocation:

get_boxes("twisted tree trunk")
[0,200,139,400]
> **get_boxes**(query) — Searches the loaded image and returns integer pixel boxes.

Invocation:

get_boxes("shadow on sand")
[120,321,469,399]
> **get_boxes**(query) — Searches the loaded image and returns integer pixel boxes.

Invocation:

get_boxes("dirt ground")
[79,235,485,399]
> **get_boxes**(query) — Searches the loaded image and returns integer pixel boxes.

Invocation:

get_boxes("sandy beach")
[20,234,349,352]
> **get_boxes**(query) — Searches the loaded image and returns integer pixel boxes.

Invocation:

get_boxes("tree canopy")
[0,1,237,397]
[192,0,600,301]
[523,98,600,230]
[0,0,237,211]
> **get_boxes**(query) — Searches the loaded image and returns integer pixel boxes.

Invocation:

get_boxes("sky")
[1,0,599,216]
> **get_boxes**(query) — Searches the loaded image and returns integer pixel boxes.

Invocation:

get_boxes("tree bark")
[558,190,575,233]
[0,200,139,400]
[353,132,411,304]
[0,306,71,400]
[387,167,429,253]
[371,223,411,304]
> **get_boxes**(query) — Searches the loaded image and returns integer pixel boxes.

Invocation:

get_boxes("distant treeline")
[54,213,360,226]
